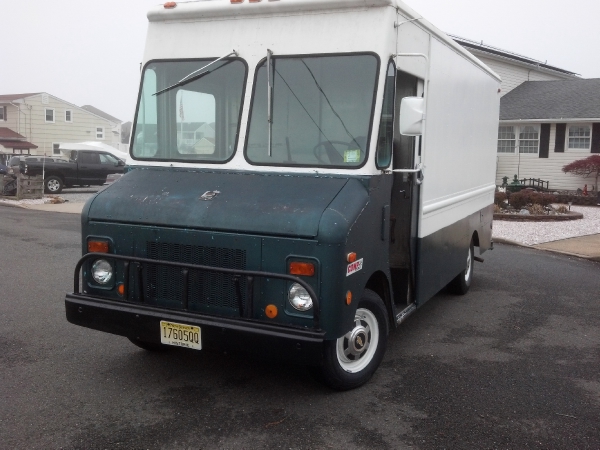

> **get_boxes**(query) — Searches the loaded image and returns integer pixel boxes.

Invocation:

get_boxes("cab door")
[77,151,104,185]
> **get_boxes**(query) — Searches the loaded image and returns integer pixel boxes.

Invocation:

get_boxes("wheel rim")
[336,308,379,373]
[47,179,60,192]
[464,246,472,283]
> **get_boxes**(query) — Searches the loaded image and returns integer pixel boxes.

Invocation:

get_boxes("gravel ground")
[493,205,600,245]
[0,186,103,206]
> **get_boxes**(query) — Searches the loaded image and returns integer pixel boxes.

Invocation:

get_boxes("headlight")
[288,282,313,311]
[92,259,113,284]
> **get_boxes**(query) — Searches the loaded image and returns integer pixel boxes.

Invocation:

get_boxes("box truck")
[65,0,500,390]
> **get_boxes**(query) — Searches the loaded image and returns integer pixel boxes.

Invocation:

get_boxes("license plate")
[160,320,201,350]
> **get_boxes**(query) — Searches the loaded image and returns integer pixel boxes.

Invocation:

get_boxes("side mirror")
[399,97,425,136]
[117,160,125,166]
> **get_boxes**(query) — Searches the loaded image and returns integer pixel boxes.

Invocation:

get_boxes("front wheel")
[44,176,63,194]
[315,289,389,390]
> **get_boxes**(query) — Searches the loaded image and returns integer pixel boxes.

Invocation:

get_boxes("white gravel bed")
[493,205,600,245]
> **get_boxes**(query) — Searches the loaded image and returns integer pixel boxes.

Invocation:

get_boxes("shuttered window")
[568,125,591,150]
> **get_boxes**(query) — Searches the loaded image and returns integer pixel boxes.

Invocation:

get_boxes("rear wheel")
[448,239,474,295]
[315,289,389,390]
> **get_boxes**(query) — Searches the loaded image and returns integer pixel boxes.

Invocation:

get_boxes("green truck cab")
[65,0,500,390]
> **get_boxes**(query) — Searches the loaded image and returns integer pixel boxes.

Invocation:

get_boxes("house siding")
[496,123,599,191]
[2,94,120,156]
[476,56,572,95]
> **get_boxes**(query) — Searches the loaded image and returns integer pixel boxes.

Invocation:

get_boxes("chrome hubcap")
[336,308,379,373]
[47,180,60,191]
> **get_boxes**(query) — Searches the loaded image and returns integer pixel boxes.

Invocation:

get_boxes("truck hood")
[85,167,356,238]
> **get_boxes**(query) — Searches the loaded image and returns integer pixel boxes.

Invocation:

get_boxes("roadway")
[0,207,598,449]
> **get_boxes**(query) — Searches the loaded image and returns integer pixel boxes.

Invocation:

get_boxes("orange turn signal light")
[347,252,357,263]
[265,304,278,318]
[230,0,244,3]
[346,291,352,305]
[88,240,109,253]
[289,262,315,277]
[164,1,177,8]
[117,283,125,296]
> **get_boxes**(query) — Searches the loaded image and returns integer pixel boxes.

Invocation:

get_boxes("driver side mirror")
[399,97,425,136]
[116,160,125,166]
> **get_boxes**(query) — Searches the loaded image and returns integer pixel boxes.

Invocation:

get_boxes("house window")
[0,106,6,121]
[45,108,55,123]
[65,110,72,122]
[96,127,104,139]
[497,126,516,153]
[497,125,539,154]
[518,125,539,154]
[568,125,591,150]
[53,143,61,155]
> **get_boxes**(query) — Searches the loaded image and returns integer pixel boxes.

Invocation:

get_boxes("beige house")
[0,92,122,158]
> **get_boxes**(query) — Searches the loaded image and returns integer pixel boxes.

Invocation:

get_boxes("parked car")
[19,150,125,193]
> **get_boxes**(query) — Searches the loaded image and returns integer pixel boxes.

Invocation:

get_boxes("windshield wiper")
[152,49,238,96]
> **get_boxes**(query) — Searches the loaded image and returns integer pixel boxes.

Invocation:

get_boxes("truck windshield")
[132,59,246,163]
[245,54,379,168]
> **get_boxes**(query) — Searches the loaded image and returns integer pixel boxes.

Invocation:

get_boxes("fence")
[1,174,44,200]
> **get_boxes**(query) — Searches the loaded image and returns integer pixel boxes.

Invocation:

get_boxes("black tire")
[314,289,389,390]
[127,337,167,352]
[44,176,63,194]
[447,238,474,295]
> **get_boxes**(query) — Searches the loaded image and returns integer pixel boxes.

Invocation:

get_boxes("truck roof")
[146,0,499,81]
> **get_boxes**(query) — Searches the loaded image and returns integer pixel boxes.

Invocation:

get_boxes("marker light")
[346,291,352,305]
[164,2,177,8]
[289,262,315,276]
[117,283,125,296]
[88,240,109,253]
[230,0,244,3]
[265,304,278,318]
[347,252,357,263]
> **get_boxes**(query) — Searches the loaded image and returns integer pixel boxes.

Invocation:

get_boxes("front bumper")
[65,293,326,364]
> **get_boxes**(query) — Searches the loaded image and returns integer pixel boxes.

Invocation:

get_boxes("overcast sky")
[2,0,598,123]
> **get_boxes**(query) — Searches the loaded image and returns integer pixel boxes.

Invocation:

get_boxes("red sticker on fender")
[346,258,363,276]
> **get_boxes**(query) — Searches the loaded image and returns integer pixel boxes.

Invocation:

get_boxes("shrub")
[508,191,529,210]
[528,204,545,215]
[556,205,569,214]
[494,191,507,206]
[509,190,556,210]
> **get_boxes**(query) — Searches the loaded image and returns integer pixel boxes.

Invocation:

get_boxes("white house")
[0,92,122,158]
[453,37,599,191]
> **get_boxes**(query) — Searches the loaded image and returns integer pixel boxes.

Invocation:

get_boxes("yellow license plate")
[160,321,201,350]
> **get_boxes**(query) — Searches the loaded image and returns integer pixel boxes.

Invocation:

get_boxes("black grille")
[144,242,247,312]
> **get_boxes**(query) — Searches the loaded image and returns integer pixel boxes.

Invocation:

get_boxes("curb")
[494,237,600,262]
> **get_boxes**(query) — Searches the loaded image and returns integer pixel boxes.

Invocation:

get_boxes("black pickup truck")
[19,150,125,194]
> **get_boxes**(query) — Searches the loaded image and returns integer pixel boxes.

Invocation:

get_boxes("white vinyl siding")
[9,93,120,157]
[474,54,576,95]
[496,123,597,191]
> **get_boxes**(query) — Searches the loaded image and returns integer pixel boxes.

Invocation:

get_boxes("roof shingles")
[500,79,600,121]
